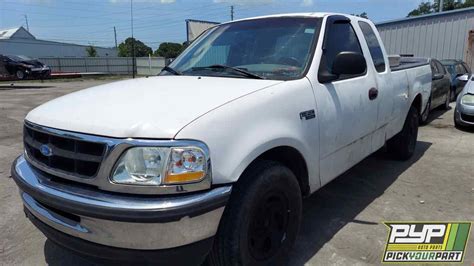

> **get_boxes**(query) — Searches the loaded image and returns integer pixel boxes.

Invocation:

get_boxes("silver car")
[454,74,474,128]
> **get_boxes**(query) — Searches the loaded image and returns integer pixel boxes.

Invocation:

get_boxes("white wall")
[377,8,474,69]
[0,39,117,58]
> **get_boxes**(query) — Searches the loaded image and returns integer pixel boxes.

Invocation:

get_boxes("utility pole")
[231,5,234,21]
[24,15,29,31]
[113,26,118,49]
[131,0,136,78]
[439,0,444,12]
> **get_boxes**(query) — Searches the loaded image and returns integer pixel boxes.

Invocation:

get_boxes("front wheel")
[387,105,419,161]
[207,161,302,265]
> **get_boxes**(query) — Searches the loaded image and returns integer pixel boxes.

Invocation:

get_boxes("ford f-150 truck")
[11,13,431,265]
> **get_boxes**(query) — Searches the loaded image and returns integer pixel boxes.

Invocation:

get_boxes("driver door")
[311,16,379,186]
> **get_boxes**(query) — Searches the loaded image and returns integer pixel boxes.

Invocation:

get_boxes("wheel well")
[245,146,310,197]
[413,94,422,114]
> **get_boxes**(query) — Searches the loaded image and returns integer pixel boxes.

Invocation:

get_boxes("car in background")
[420,58,451,124]
[440,59,471,100]
[0,54,51,80]
[454,76,474,128]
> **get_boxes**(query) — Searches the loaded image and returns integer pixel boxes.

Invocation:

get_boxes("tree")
[153,42,184,58]
[432,0,464,11]
[85,45,97,57]
[464,0,474,7]
[118,37,153,57]
[407,1,434,17]
[352,12,369,19]
[407,0,472,17]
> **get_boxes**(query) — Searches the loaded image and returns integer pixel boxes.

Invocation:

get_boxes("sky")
[0,0,425,50]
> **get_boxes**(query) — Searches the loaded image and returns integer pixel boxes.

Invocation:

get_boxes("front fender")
[175,79,321,192]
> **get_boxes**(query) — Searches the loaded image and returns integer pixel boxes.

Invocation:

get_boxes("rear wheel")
[443,90,451,110]
[387,105,419,161]
[207,160,302,266]
[420,98,431,125]
[16,70,26,80]
[450,87,456,101]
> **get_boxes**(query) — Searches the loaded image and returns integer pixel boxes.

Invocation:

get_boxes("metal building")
[376,7,474,69]
[0,27,117,58]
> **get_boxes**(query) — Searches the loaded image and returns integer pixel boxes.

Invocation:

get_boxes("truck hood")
[26,76,282,138]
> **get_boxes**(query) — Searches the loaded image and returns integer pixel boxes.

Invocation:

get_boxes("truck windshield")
[168,17,322,80]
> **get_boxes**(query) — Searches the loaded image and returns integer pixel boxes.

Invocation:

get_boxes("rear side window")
[461,63,471,74]
[358,21,386,73]
[455,64,467,75]
[434,61,446,75]
[319,20,365,80]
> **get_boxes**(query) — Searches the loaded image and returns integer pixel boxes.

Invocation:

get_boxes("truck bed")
[390,57,430,72]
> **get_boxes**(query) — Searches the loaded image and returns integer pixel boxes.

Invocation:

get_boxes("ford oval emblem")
[40,144,53,157]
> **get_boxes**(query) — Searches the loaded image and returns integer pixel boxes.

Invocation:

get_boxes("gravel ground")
[0,79,473,265]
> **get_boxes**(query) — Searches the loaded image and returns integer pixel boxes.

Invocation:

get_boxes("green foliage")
[118,37,153,57]
[153,42,185,58]
[352,12,369,19]
[85,45,97,57]
[408,0,473,17]
[407,2,434,17]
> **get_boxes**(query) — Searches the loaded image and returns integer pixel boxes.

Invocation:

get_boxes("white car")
[11,13,431,265]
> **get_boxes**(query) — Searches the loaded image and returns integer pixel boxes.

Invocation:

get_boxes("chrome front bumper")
[12,155,231,250]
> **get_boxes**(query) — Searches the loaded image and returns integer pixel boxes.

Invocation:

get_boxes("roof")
[227,12,366,24]
[376,7,474,26]
[0,26,35,40]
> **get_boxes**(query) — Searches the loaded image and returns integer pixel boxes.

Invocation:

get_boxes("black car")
[0,54,51,80]
[420,58,452,124]
[440,59,471,100]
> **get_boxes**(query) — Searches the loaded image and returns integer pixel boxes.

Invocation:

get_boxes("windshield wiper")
[191,64,264,79]
[160,66,182,76]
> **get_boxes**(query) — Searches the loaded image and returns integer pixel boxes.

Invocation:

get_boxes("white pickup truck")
[11,13,431,265]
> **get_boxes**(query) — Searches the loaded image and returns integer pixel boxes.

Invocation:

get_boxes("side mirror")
[332,52,367,76]
[319,52,367,83]
[432,73,443,80]
[456,74,469,82]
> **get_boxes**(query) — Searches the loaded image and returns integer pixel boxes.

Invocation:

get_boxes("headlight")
[461,94,474,106]
[111,146,208,186]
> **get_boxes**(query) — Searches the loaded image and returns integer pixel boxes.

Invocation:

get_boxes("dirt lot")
[0,79,473,265]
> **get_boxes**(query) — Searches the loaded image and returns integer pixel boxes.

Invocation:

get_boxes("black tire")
[387,105,419,161]
[16,69,26,80]
[207,160,302,266]
[454,108,463,129]
[420,98,430,125]
[443,90,451,110]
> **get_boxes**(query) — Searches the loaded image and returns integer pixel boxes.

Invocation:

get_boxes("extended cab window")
[319,20,365,81]
[358,21,386,73]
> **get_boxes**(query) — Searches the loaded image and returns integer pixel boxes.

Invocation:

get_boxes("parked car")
[440,59,471,100]
[0,54,51,80]
[454,76,474,128]
[10,14,431,265]
[419,58,452,124]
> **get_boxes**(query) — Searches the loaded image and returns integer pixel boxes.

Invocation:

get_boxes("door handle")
[369,87,378,100]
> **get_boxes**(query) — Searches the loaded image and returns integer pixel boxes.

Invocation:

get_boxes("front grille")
[461,113,474,123]
[24,124,106,178]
